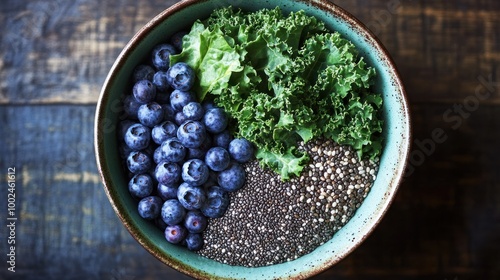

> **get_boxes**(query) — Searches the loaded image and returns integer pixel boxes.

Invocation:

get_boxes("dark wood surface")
[1,0,499,279]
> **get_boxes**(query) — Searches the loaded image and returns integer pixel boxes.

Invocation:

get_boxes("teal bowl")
[94,0,411,279]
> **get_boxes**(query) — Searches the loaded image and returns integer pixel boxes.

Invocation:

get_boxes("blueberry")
[170,31,188,52]
[153,146,165,164]
[182,102,204,121]
[218,162,245,192]
[118,120,135,141]
[138,102,164,127]
[186,148,204,160]
[184,210,207,233]
[124,123,151,150]
[137,196,162,220]
[174,111,188,126]
[162,104,175,122]
[184,233,204,251]
[152,121,178,145]
[122,95,141,120]
[177,120,207,149]
[133,64,155,82]
[170,90,195,112]
[153,71,170,92]
[182,159,209,186]
[152,44,177,71]
[177,182,206,210]
[212,130,233,150]
[155,161,181,185]
[205,147,230,172]
[128,173,154,199]
[167,62,195,91]
[160,137,186,163]
[202,108,228,134]
[157,183,178,201]
[201,186,230,218]
[186,134,212,160]
[161,199,186,226]
[133,80,156,104]
[127,151,152,174]
[228,138,254,163]
[164,224,187,244]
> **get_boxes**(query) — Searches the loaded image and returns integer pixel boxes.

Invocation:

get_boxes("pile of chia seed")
[197,138,379,267]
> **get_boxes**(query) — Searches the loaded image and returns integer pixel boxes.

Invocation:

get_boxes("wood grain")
[0,0,179,105]
[1,0,499,279]
[1,103,498,279]
[1,0,499,104]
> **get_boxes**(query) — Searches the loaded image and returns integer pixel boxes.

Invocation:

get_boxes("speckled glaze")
[94,0,411,279]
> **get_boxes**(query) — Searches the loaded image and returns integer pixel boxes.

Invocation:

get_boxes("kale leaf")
[170,7,384,180]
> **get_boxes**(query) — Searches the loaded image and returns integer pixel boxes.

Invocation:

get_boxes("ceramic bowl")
[95,0,411,278]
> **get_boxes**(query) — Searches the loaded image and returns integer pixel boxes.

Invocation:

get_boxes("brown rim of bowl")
[94,0,412,279]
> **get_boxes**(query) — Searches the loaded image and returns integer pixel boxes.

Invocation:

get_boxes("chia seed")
[197,138,379,267]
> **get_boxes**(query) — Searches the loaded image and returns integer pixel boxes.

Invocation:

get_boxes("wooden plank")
[1,102,499,279]
[1,0,500,278]
[0,0,179,105]
[336,0,500,104]
[1,0,499,105]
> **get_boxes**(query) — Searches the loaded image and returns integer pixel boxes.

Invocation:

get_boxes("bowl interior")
[95,0,411,279]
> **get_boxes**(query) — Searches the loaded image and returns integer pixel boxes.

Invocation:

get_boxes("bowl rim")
[94,0,411,279]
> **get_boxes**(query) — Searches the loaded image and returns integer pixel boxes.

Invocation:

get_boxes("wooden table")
[1,0,499,279]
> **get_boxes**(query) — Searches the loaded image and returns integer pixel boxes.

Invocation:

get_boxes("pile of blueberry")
[118,34,254,251]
